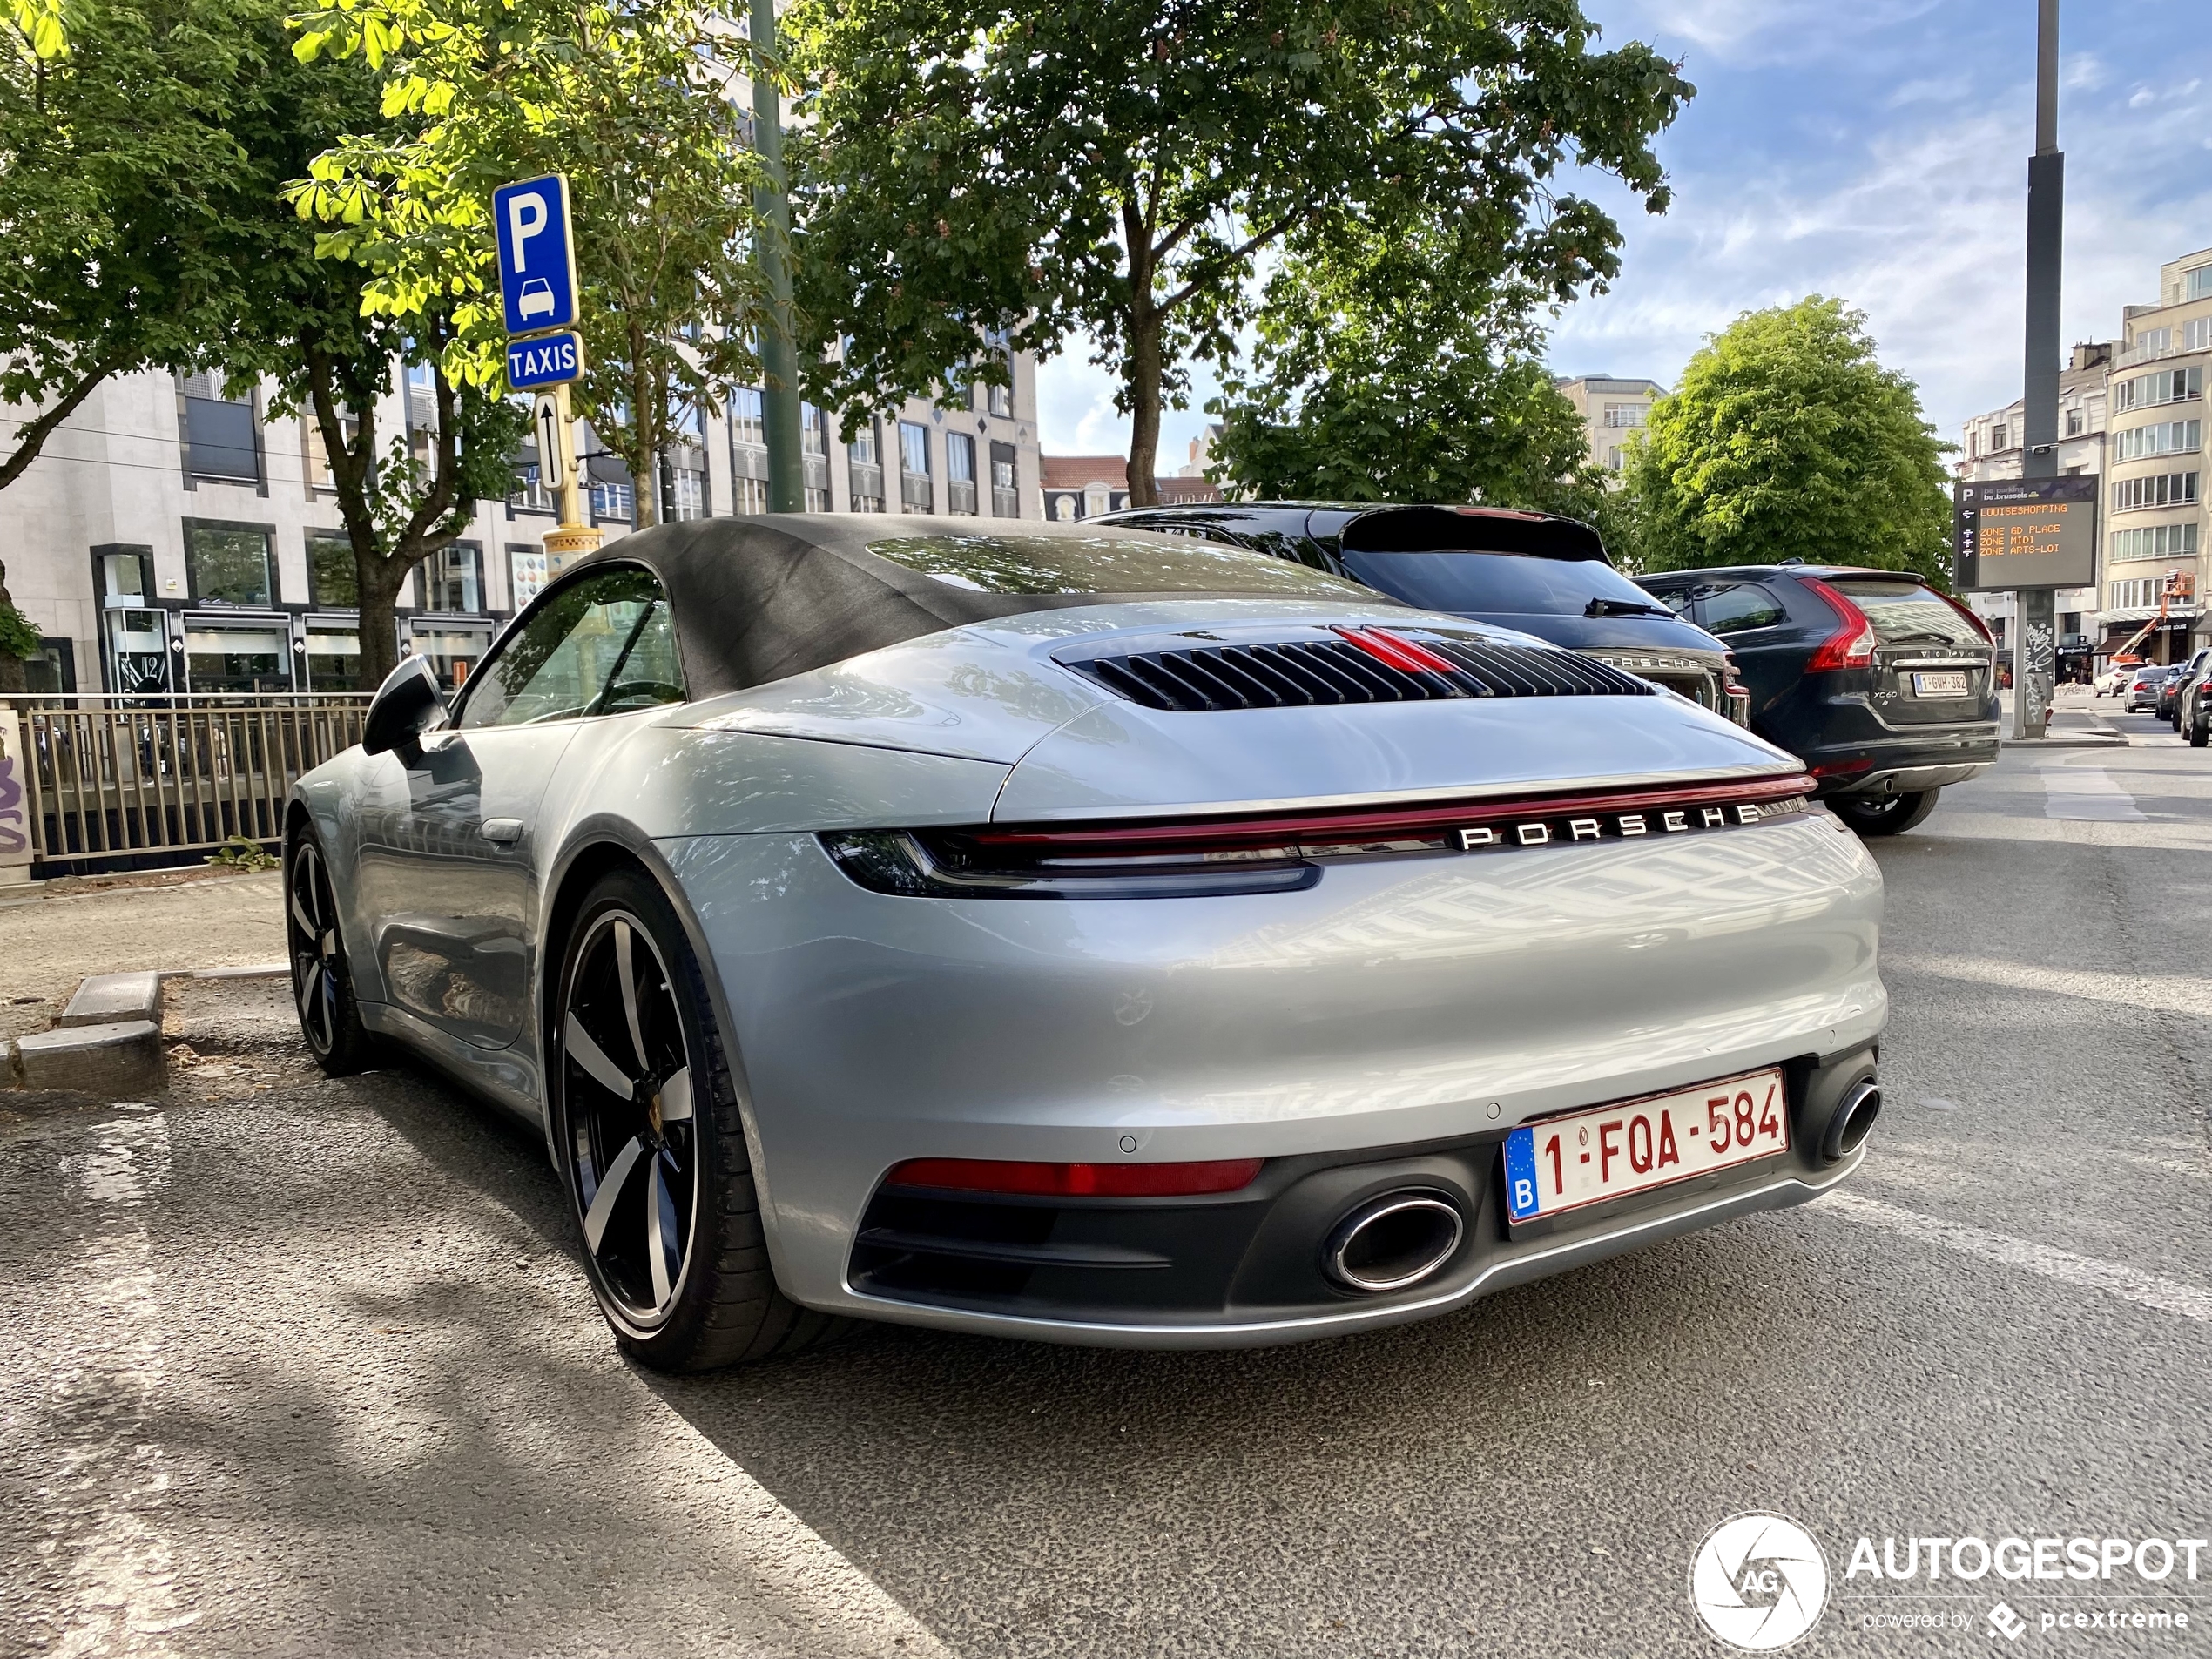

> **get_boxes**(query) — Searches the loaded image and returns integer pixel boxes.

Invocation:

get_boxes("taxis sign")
[1953,476,2098,591]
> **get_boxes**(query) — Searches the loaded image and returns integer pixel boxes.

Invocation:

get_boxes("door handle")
[481,818,524,846]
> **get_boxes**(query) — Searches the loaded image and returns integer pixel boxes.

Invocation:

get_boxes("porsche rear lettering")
[1453,797,1804,856]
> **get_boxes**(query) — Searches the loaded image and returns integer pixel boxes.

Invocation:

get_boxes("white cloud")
[1602,0,1943,64]
[1549,62,2212,439]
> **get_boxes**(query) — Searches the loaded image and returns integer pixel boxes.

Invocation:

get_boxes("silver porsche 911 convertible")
[285,516,1885,1372]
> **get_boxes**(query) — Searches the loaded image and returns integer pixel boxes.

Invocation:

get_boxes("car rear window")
[866,533,1367,598]
[1335,550,1665,617]
[1825,577,1984,646]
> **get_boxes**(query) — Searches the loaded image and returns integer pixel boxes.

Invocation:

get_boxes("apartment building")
[2101,246,2210,661]
[0,355,1042,696]
[1956,341,2110,662]
[1554,375,1665,473]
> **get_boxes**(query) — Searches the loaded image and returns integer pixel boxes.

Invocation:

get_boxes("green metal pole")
[752,0,805,512]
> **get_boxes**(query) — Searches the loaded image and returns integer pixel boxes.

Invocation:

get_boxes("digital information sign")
[1952,476,2098,592]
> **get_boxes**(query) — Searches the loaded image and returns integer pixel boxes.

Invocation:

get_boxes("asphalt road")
[3,719,2209,1658]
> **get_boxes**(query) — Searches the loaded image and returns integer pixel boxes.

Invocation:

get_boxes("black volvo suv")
[1093,502,1750,723]
[1634,564,1999,834]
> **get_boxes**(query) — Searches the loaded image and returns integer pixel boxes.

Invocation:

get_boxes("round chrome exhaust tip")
[1823,1081,1881,1163]
[1325,1192,1465,1293]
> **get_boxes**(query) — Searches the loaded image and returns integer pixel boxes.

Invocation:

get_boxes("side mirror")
[362,654,449,757]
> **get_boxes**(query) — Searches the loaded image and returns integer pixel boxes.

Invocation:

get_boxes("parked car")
[1634,564,1999,836]
[2157,650,2210,725]
[2124,665,2169,712]
[1089,502,1750,724]
[2182,660,2212,746]
[2094,660,2141,697]
[287,517,1885,1371]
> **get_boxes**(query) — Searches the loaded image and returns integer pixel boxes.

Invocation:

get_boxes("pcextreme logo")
[1689,1513,1831,1651]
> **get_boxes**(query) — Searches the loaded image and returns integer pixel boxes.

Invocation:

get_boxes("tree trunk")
[0,351,129,496]
[628,320,660,529]
[355,563,404,691]
[1125,304,1163,508]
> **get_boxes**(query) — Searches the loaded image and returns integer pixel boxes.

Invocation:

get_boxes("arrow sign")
[493,174,579,337]
[506,330,583,391]
[534,395,565,490]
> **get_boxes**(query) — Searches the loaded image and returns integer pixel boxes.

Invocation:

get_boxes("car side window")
[1639,582,1697,618]
[455,566,687,729]
[1697,583,1788,636]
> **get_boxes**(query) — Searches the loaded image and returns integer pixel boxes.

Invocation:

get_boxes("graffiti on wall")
[0,721,28,858]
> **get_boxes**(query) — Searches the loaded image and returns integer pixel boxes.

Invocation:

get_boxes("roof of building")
[1041,455,1129,489]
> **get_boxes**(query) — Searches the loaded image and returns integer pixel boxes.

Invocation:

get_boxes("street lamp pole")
[751,0,806,514]
[2014,0,2062,735]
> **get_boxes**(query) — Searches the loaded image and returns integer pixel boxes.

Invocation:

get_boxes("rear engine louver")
[1058,626,1656,712]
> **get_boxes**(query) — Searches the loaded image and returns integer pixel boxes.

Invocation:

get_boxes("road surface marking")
[1819,1190,2212,1324]
[2040,765,2145,821]
[1891,952,2212,1019]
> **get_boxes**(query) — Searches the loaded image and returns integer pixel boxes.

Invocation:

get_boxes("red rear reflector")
[884,1157,1265,1197]
[1810,758,1874,777]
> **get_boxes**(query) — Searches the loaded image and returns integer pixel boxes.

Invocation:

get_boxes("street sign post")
[493,175,579,337]
[505,330,583,391]
[494,172,597,563]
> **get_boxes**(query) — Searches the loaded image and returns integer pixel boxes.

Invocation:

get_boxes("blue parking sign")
[493,174,578,337]
[506,330,583,391]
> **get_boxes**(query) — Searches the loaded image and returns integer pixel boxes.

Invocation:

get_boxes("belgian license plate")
[1912,671,1969,697]
[1503,1067,1788,1224]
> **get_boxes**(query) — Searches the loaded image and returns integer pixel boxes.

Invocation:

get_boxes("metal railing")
[2,693,370,868]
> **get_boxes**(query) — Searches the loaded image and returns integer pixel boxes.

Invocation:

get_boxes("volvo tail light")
[1802,578,1879,671]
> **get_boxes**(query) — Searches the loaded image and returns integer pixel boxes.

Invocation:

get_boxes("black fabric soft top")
[543,514,1377,698]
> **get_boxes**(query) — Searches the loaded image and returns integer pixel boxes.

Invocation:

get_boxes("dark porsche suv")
[1093,502,1749,722]
[1634,564,2000,834]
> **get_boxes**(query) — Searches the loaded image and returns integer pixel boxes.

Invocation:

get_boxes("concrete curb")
[2,962,291,1103]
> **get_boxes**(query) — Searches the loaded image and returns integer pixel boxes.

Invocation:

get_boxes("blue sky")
[1035,0,2212,467]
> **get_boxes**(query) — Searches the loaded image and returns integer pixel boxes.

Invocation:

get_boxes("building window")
[990,442,1019,517]
[801,403,828,457]
[305,628,361,691]
[179,374,260,485]
[2112,472,2199,513]
[946,432,979,515]
[2066,408,2084,436]
[2129,326,2173,358]
[732,475,769,514]
[510,458,555,513]
[509,544,550,610]
[184,520,274,605]
[2109,574,2193,610]
[1602,403,1646,428]
[2184,266,2212,301]
[24,637,77,694]
[590,479,634,523]
[185,624,293,692]
[899,421,933,512]
[2186,318,2212,353]
[2112,366,2202,412]
[664,463,706,522]
[306,529,358,607]
[805,486,832,511]
[727,387,765,448]
[2114,419,2202,462]
[847,420,885,511]
[420,541,483,612]
[2110,523,2200,564]
[984,333,1015,417]
[1992,424,2008,451]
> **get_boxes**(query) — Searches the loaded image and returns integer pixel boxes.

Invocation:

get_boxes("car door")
[355,565,675,1049]
[1687,580,1796,718]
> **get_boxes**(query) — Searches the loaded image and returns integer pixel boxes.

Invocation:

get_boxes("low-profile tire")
[1831,788,1941,837]
[286,825,377,1076]
[550,866,843,1372]
[2191,711,2209,748]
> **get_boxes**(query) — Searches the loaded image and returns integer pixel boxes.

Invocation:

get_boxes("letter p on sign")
[493,174,577,337]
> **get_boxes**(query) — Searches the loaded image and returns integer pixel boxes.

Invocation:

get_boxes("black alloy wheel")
[2191,705,2209,748]
[287,827,374,1075]
[550,867,840,1370]
[1831,789,1941,838]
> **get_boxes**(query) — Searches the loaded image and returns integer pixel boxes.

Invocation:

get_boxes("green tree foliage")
[288,0,767,528]
[0,0,264,494]
[1622,297,1954,583]
[213,31,524,687]
[789,0,1689,503]
[0,556,39,691]
[1209,217,1622,537]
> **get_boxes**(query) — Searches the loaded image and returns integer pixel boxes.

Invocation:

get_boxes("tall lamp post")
[2014,0,2063,736]
[752,0,806,513]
